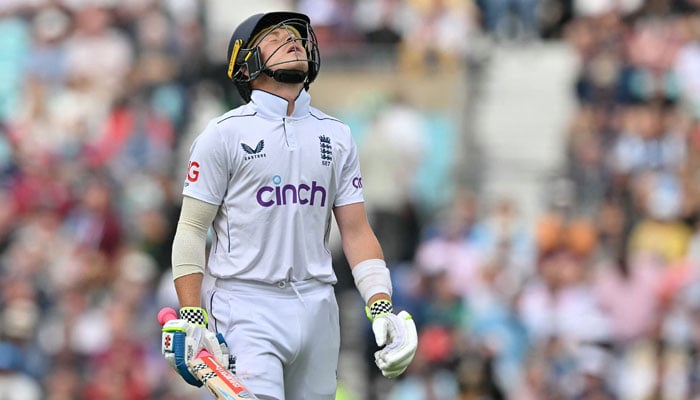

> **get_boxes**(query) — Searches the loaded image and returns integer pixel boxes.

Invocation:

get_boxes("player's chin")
[276,58,309,72]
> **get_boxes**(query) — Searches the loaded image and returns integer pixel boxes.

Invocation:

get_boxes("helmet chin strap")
[262,68,307,84]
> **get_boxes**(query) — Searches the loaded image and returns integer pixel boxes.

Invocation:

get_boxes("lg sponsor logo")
[256,175,327,207]
[187,161,200,183]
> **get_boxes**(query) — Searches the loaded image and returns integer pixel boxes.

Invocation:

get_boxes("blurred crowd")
[1,0,700,399]
[373,1,700,400]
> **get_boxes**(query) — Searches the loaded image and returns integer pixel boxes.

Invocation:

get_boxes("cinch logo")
[352,177,363,189]
[256,175,327,207]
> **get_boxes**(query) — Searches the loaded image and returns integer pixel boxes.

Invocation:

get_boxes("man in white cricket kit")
[160,11,418,400]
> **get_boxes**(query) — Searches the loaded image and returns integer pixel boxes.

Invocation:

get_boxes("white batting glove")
[161,307,230,386]
[366,300,418,378]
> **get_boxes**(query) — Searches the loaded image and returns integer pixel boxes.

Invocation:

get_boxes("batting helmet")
[226,12,320,103]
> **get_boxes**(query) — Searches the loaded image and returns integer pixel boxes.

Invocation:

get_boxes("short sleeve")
[334,133,364,207]
[182,121,229,205]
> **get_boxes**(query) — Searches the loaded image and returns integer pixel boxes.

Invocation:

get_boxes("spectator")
[0,4,31,121]
[63,4,133,101]
[397,0,479,75]
[476,0,540,42]
[626,172,692,264]
[354,0,406,50]
[414,190,484,299]
[0,342,42,400]
[594,251,663,344]
[360,92,426,264]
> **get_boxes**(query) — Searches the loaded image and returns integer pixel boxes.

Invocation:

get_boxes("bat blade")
[158,307,258,399]
[192,350,258,400]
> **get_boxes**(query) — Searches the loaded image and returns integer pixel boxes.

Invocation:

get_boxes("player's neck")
[254,76,304,116]
[276,85,303,116]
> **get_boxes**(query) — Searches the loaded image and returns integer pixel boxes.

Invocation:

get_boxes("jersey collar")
[250,89,311,119]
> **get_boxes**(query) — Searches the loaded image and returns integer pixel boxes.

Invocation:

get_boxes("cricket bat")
[158,307,259,400]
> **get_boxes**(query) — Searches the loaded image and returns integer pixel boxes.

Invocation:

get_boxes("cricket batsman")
[160,10,418,400]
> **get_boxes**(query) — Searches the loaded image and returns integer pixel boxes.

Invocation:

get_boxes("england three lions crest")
[319,135,332,166]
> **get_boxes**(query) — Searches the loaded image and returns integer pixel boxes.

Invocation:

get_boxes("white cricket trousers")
[209,278,340,400]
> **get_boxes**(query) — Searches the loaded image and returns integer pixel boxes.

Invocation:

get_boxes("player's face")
[257,26,309,73]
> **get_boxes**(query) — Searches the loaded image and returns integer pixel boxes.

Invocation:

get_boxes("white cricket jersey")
[182,89,364,284]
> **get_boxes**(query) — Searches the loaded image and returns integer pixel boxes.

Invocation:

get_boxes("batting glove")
[161,307,230,387]
[366,300,418,378]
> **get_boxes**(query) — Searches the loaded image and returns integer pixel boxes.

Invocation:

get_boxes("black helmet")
[226,11,321,102]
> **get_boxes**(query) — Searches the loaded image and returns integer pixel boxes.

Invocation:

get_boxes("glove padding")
[372,310,418,378]
[161,314,230,386]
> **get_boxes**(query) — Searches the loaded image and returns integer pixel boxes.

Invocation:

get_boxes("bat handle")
[159,308,220,360]
[158,307,178,325]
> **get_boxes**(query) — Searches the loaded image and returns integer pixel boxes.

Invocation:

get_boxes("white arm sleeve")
[352,259,392,304]
[171,196,219,280]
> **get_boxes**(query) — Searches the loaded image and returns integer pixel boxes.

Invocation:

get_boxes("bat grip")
[159,308,219,362]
